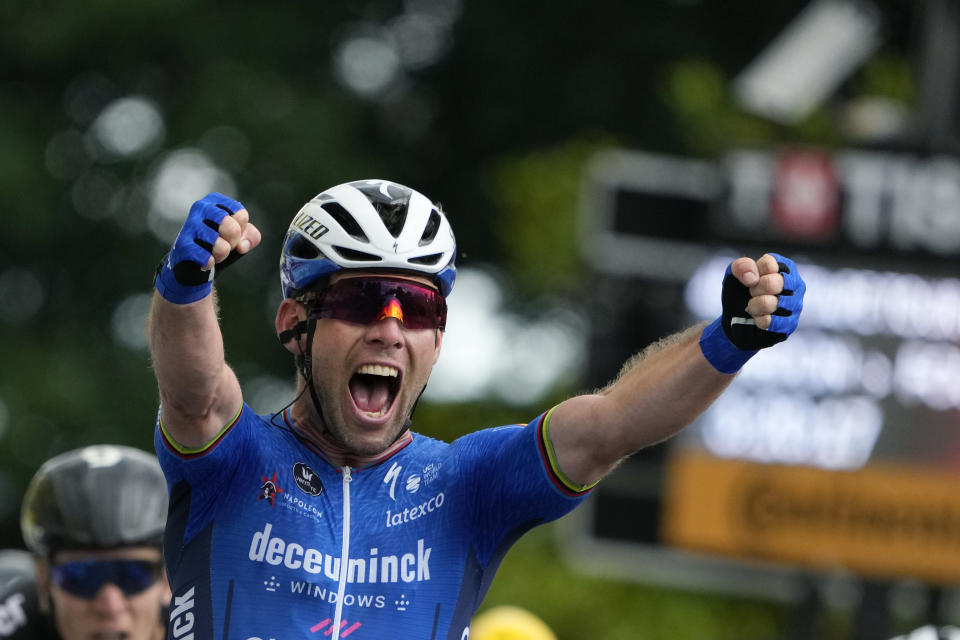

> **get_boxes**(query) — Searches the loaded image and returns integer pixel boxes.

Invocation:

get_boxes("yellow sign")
[662,450,960,584]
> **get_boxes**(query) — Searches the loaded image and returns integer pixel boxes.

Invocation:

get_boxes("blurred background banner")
[569,138,960,595]
[2,1,959,638]
[571,141,960,574]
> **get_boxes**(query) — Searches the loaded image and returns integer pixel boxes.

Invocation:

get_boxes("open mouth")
[349,364,401,419]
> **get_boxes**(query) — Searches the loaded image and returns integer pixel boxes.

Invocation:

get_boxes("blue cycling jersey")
[155,405,590,640]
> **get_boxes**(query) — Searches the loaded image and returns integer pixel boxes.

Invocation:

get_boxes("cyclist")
[0,444,169,640]
[148,179,804,639]
[0,549,42,638]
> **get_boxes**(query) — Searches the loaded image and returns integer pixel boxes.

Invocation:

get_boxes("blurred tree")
[487,136,612,297]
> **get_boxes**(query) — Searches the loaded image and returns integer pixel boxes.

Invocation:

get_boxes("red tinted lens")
[311,278,446,330]
[392,282,447,329]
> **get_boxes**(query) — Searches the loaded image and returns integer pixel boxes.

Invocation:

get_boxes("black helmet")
[20,445,168,558]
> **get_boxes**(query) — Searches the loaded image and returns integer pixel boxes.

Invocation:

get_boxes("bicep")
[159,365,243,450]
[547,328,734,487]
[149,290,243,448]
[547,394,626,489]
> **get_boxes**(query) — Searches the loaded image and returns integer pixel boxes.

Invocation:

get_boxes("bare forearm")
[147,289,234,420]
[550,323,734,485]
[547,253,805,488]
[598,323,732,450]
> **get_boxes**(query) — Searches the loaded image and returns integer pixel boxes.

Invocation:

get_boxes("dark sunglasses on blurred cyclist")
[51,559,162,599]
[308,277,447,330]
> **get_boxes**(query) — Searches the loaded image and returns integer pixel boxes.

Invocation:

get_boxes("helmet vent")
[419,210,441,246]
[322,202,369,241]
[289,235,321,259]
[332,246,383,262]
[409,253,443,266]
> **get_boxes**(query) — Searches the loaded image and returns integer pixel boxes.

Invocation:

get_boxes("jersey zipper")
[331,465,353,640]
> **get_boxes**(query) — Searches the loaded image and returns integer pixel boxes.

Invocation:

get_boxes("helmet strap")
[279,320,308,346]
[296,319,335,438]
[395,383,427,441]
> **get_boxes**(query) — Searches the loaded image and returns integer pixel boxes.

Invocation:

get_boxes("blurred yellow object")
[469,605,557,640]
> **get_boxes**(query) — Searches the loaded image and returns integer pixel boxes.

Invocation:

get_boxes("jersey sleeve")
[153,403,261,542]
[452,408,593,565]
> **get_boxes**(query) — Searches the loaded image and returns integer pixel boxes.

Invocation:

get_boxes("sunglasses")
[309,277,447,330]
[51,559,162,599]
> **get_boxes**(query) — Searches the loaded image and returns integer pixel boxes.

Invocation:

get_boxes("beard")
[309,374,419,458]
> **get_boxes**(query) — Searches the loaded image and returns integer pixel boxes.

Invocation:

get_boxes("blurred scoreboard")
[569,147,960,594]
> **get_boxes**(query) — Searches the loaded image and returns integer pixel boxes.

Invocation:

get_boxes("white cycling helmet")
[280,179,457,299]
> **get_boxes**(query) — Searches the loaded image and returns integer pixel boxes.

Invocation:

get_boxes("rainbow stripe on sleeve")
[536,406,600,497]
[159,405,243,458]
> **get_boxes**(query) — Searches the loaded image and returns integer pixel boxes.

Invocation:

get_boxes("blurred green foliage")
[663,59,781,154]
[482,525,789,640]
[488,136,612,297]
[480,523,938,640]
[0,1,929,637]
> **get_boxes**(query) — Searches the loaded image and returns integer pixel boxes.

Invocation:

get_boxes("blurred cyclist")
[0,549,43,638]
[0,444,169,640]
